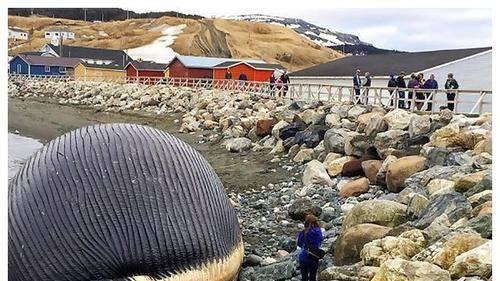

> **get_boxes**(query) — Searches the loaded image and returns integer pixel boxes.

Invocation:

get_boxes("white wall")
[44,31,75,40]
[8,30,28,40]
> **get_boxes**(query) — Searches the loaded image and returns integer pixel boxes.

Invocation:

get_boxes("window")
[45,66,50,72]
[45,32,50,36]
[59,67,66,73]
[55,33,59,36]
[17,64,22,73]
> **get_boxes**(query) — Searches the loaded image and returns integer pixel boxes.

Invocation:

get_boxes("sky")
[128,6,492,52]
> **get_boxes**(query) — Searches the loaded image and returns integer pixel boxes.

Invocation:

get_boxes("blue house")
[9,54,81,76]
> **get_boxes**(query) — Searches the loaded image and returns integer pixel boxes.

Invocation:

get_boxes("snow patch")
[98,31,109,37]
[126,24,186,64]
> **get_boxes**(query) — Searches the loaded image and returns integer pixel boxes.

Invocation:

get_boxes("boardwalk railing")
[8,74,492,115]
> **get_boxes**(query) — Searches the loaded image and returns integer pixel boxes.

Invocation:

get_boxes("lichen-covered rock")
[386,156,427,193]
[407,193,430,218]
[430,123,460,148]
[319,263,363,281]
[361,236,424,266]
[465,213,491,239]
[334,223,392,266]
[449,241,492,279]
[293,148,314,163]
[464,171,491,197]
[383,109,412,130]
[358,266,379,281]
[373,130,409,158]
[432,233,487,270]
[325,113,341,128]
[342,199,408,231]
[372,258,451,281]
[409,115,431,138]
[426,179,455,198]
[467,190,492,208]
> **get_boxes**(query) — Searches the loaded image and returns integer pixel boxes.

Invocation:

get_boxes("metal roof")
[214,61,284,70]
[46,27,73,32]
[79,60,123,70]
[291,47,492,77]
[127,60,167,71]
[174,55,265,69]
[16,54,81,67]
[9,27,27,33]
[46,44,132,67]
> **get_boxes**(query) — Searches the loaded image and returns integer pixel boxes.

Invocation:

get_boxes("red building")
[166,55,268,79]
[125,60,167,78]
[213,61,283,82]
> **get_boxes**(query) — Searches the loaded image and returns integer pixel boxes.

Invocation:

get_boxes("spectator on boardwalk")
[224,68,232,79]
[269,74,276,96]
[362,72,372,104]
[280,71,290,97]
[238,72,248,89]
[423,74,438,111]
[353,69,362,104]
[414,73,426,110]
[388,74,398,107]
[276,77,283,97]
[396,71,407,109]
[407,73,420,109]
[297,214,323,281]
[445,73,459,111]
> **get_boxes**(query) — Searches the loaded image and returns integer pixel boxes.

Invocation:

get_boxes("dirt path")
[8,97,294,193]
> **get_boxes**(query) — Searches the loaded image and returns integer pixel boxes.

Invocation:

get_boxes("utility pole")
[101,12,104,22]
[126,10,129,20]
[84,8,87,21]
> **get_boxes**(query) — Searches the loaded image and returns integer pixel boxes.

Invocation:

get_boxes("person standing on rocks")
[353,69,362,104]
[445,73,459,111]
[297,214,323,281]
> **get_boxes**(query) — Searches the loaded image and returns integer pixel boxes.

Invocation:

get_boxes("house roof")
[16,54,81,67]
[290,47,492,77]
[19,51,44,56]
[214,61,284,70]
[9,27,27,33]
[46,44,132,67]
[173,55,265,69]
[127,60,168,71]
[78,60,124,70]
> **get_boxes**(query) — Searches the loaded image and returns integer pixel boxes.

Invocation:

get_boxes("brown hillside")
[8,15,341,71]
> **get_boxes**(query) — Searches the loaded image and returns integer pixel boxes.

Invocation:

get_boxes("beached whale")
[9,123,243,281]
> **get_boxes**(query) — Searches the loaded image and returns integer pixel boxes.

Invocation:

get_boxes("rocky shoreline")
[9,80,492,281]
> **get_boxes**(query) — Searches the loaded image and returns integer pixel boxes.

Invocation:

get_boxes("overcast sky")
[129,6,491,52]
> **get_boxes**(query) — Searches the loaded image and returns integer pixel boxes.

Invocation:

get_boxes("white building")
[290,47,492,91]
[8,27,28,41]
[44,28,75,40]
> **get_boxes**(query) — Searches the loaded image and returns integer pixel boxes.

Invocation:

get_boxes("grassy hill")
[8,15,341,71]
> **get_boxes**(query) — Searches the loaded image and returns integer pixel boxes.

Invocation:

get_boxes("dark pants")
[300,259,319,281]
[282,85,289,97]
[354,88,361,104]
[447,92,456,111]
[415,92,425,110]
[398,91,406,109]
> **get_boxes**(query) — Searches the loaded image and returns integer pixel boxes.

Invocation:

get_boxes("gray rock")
[324,128,352,154]
[243,254,264,267]
[409,115,431,138]
[466,213,491,239]
[426,147,451,167]
[364,115,388,137]
[404,165,475,192]
[288,198,322,221]
[373,130,408,158]
[225,137,252,152]
[414,192,472,229]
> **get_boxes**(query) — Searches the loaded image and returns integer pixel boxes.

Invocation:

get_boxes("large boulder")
[339,177,370,198]
[325,113,341,128]
[386,156,427,193]
[383,109,412,130]
[465,213,491,239]
[319,264,363,281]
[240,260,295,281]
[272,120,289,139]
[342,199,408,231]
[278,121,307,140]
[362,160,383,184]
[357,111,385,132]
[432,233,487,270]
[255,118,274,137]
[324,128,356,154]
[413,192,472,229]
[426,179,456,198]
[430,123,460,148]
[298,109,323,125]
[361,236,424,266]
[449,241,492,279]
[302,160,334,187]
[365,115,388,137]
[454,171,488,193]
[333,223,392,266]
[342,156,378,177]
[288,198,322,220]
[374,130,409,158]
[372,258,451,281]
[408,115,431,138]
[345,134,372,157]
[405,165,475,192]
[464,170,492,197]
[324,156,356,177]
[225,137,252,152]
[294,125,328,148]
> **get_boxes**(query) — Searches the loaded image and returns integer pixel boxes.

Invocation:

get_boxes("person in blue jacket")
[423,74,438,111]
[297,214,323,281]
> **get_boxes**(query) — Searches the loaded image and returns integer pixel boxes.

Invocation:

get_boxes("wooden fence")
[8,74,492,115]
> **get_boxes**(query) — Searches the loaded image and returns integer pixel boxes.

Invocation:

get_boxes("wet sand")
[8,97,294,193]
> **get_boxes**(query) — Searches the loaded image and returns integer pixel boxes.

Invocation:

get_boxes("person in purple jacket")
[297,214,323,281]
[423,74,438,111]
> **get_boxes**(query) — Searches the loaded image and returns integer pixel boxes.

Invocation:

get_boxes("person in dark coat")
[445,73,459,111]
[297,214,323,281]
[224,68,232,79]
[396,71,407,109]
[362,72,372,104]
[422,74,438,111]
[407,73,420,109]
[353,69,362,104]
[280,71,290,97]
[269,74,276,96]
[388,75,398,107]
